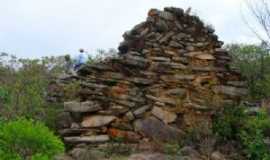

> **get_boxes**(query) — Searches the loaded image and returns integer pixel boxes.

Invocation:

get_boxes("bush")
[213,105,270,160]
[0,118,64,160]
[213,105,246,141]
[239,109,270,160]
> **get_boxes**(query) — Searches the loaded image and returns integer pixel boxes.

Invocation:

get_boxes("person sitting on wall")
[74,49,88,71]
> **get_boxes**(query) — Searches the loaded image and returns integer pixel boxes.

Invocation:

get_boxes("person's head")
[79,48,85,53]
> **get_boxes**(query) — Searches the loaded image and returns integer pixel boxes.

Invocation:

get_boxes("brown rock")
[151,107,177,123]
[81,115,116,127]
[108,128,141,142]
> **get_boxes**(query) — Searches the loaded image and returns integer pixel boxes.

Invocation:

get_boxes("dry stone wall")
[56,7,247,145]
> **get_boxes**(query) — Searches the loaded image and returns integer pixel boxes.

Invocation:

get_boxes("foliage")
[0,118,64,160]
[226,43,270,100]
[239,109,270,160]
[213,105,246,141]
[162,142,182,155]
[0,54,68,128]
[213,105,270,160]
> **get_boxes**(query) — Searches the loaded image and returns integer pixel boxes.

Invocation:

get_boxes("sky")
[0,0,262,58]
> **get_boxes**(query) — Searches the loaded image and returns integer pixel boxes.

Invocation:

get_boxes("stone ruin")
[55,7,248,146]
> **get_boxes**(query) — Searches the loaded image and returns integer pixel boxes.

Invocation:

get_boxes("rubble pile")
[56,7,247,146]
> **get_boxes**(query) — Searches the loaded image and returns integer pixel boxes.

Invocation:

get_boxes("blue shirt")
[75,53,88,65]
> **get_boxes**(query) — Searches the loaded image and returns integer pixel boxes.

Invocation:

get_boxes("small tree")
[226,43,270,100]
[0,118,65,160]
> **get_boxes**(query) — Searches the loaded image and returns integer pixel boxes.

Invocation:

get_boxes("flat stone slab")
[151,107,177,123]
[81,115,116,127]
[64,101,102,113]
[64,135,109,144]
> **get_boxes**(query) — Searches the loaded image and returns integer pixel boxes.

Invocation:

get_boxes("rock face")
[55,7,247,146]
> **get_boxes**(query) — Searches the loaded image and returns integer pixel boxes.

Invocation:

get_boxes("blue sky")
[0,0,262,58]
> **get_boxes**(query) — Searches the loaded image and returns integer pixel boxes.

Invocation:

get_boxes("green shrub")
[0,118,64,160]
[239,109,270,160]
[213,105,270,160]
[213,105,246,141]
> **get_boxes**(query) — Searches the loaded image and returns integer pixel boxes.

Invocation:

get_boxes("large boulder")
[134,116,184,142]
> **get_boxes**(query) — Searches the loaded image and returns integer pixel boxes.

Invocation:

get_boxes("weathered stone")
[150,56,171,62]
[134,116,184,142]
[169,40,183,48]
[151,107,177,123]
[213,85,248,97]
[159,11,174,21]
[122,54,149,68]
[227,81,247,87]
[81,115,116,127]
[180,146,201,159]
[129,77,153,85]
[125,111,135,121]
[54,154,74,160]
[108,128,141,142]
[133,105,151,117]
[195,53,215,60]
[111,121,133,131]
[211,151,227,160]
[165,88,186,96]
[69,147,106,160]
[58,128,90,136]
[64,101,102,113]
[155,19,169,32]
[128,153,166,160]
[159,31,174,43]
[146,95,177,106]
[64,135,110,144]
[56,112,72,129]
[98,106,129,116]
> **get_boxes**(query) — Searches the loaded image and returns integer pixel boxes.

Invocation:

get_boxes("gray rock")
[54,154,74,160]
[150,56,171,62]
[159,11,174,21]
[125,111,135,121]
[165,88,186,96]
[64,135,110,144]
[211,151,226,160]
[128,153,166,160]
[64,101,102,113]
[180,146,201,158]
[129,77,153,85]
[155,19,169,32]
[134,116,184,142]
[169,41,184,48]
[56,112,72,129]
[122,54,149,68]
[133,105,151,117]
[159,31,174,43]
[69,147,105,160]
[227,81,247,87]
[213,85,248,97]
